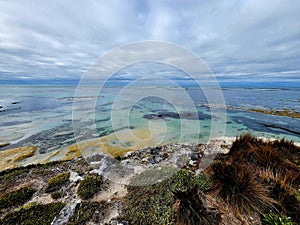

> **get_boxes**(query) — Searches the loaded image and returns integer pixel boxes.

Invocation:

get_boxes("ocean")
[0,84,299,155]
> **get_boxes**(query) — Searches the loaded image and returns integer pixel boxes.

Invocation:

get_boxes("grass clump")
[125,168,217,225]
[67,202,103,225]
[0,186,36,210]
[46,172,70,193]
[227,134,300,173]
[77,174,102,200]
[40,160,66,169]
[262,211,294,225]
[212,134,300,223]
[211,161,276,215]
[0,202,65,225]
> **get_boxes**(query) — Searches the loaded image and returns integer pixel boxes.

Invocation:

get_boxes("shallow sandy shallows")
[0,127,163,171]
[2,127,298,172]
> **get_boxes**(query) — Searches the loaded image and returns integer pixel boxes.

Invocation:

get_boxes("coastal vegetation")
[46,171,70,193]
[67,202,105,225]
[0,202,65,225]
[125,169,213,225]
[0,186,36,210]
[77,174,103,200]
[125,134,300,224]
[0,134,299,224]
[262,211,294,225]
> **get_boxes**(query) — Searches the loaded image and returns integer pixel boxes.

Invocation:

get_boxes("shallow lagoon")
[0,85,299,153]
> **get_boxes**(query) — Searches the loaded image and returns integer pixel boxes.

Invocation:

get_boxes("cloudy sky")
[1,0,300,84]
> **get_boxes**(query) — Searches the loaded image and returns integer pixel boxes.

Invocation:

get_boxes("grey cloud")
[0,0,300,83]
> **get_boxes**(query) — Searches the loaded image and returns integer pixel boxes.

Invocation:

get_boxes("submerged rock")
[0,140,10,148]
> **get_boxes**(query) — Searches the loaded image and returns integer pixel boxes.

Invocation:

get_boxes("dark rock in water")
[0,107,21,113]
[96,117,111,123]
[62,119,72,122]
[143,110,211,120]
[143,112,179,120]
[231,115,300,136]
[261,123,300,136]
[2,123,78,153]
[0,141,10,148]
[2,120,32,126]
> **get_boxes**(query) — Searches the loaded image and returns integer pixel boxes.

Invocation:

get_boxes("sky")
[1,0,300,85]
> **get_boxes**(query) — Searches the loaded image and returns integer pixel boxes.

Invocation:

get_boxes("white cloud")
[0,0,300,83]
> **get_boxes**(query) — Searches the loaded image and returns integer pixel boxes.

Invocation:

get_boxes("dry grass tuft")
[174,187,221,225]
[211,161,276,216]
[211,134,300,223]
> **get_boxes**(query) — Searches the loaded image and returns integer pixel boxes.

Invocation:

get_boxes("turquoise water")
[0,85,299,151]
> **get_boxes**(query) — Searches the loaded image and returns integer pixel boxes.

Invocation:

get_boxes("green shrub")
[0,202,65,225]
[262,211,294,225]
[51,192,62,199]
[125,168,212,225]
[77,174,102,200]
[46,172,70,192]
[67,202,103,225]
[0,186,36,210]
[41,160,66,169]
[0,167,31,183]
[170,169,210,193]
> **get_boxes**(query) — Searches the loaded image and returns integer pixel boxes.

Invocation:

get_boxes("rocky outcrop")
[0,140,229,225]
[1,135,298,224]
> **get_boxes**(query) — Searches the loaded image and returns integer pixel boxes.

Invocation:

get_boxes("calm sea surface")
[0,85,299,151]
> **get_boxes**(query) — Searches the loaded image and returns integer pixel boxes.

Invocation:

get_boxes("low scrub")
[0,202,65,225]
[0,186,36,210]
[77,174,102,200]
[46,172,70,193]
[125,168,214,225]
[67,202,104,225]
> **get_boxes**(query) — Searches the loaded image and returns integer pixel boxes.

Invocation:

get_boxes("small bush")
[67,202,103,225]
[51,192,62,199]
[0,186,36,210]
[46,172,70,193]
[170,169,210,193]
[77,174,102,200]
[0,202,65,225]
[125,169,214,225]
[126,178,175,224]
[262,211,294,225]
[41,160,66,169]
[0,167,31,183]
